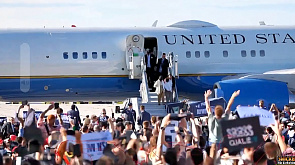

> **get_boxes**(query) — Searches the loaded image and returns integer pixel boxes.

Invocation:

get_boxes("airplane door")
[126,35,145,79]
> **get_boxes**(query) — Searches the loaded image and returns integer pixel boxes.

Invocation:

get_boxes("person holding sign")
[204,89,240,160]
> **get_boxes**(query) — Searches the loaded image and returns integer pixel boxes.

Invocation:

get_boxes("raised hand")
[232,90,240,98]
[204,90,212,99]
[19,105,25,109]
[47,104,54,110]
[270,120,282,136]
[160,114,171,128]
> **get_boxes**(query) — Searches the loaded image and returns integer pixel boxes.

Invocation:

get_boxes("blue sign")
[23,111,70,128]
[189,97,227,117]
[0,117,7,124]
[166,102,185,114]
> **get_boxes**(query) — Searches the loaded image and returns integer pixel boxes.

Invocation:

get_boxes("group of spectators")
[0,89,294,165]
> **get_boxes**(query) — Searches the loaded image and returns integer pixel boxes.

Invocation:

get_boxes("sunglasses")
[103,113,106,114]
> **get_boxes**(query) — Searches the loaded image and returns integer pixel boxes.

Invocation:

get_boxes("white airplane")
[0,20,294,109]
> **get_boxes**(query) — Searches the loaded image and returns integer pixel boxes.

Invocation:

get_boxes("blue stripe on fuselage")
[0,75,226,101]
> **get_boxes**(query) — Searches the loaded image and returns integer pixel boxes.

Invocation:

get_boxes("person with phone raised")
[37,103,63,140]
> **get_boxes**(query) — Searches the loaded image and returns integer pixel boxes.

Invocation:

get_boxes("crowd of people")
[0,89,294,165]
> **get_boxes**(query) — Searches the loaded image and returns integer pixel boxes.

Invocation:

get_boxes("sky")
[1,0,295,28]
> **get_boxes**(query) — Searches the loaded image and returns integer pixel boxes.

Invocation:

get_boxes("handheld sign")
[23,111,43,120]
[67,131,113,161]
[221,116,263,152]
[166,102,185,114]
[236,106,276,126]
[189,97,227,117]
[0,117,7,124]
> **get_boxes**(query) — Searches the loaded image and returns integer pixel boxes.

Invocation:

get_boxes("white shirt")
[163,80,172,92]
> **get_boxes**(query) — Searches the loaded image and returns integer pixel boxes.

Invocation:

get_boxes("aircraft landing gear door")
[126,35,145,79]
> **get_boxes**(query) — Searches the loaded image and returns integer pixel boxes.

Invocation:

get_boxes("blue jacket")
[122,109,136,123]
[137,111,151,126]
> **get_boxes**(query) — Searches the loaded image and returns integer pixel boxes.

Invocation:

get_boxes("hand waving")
[204,90,212,99]
[232,90,240,98]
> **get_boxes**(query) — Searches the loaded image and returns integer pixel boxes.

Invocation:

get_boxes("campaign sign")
[189,97,227,117]
[162,120,178,152]
[236,106,276,126]
[67,131,113,161]
[23,111,70,128]
[0,117,7,124]
[166,102,185,114]
[23,111,43,120]
[55,113,70,129]
[221,116,263,152]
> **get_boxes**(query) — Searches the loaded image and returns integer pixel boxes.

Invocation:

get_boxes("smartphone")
[112,113,114,118]
[22,100,28,106]
[115,106,120,113]
[54,103,59,109]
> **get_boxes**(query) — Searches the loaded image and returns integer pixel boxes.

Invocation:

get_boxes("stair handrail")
[140,57,149,103]
[168,52,179,102]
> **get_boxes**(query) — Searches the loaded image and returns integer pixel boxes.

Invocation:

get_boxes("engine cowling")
[213,78,289,110]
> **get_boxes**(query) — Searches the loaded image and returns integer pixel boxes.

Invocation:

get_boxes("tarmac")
[0,102,122,120]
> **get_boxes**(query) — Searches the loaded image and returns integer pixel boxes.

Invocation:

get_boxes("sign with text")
[236,106,276,126]
[189,97,227,117]
[221,116,263,152]
[23,111,43,120]
[166,102,185,114]
[0,117,7,124]
[23,111,70,128]
[67,131,113,161]
[162,120,178,152]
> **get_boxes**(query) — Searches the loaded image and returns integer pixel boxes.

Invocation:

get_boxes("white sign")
[67,131,113,161]
[237,106,276,126]
[162,120,178,152]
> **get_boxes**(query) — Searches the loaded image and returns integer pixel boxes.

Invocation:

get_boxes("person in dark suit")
[144,49,157,88]
[137,105,151,126]
[1,117,16,138]
[67,104,82,130]
[157,53,169,79]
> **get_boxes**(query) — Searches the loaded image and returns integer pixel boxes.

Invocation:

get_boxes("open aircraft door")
[126,35,145,79]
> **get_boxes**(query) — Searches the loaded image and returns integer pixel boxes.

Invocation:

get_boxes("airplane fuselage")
[1,23,295,101]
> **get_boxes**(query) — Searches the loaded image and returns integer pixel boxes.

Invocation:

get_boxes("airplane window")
[223,51,228,57]
[63,52,68,59]
[73,52,78,59]
[92,52,97,59]
[102,52,107,59]
[260,50,265,57]
[83,52,87,59]
[195,51,200,58]
[241,50,247,57]
[251,50,256,57]
[204,51,210,58]
[186,51,191,58]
